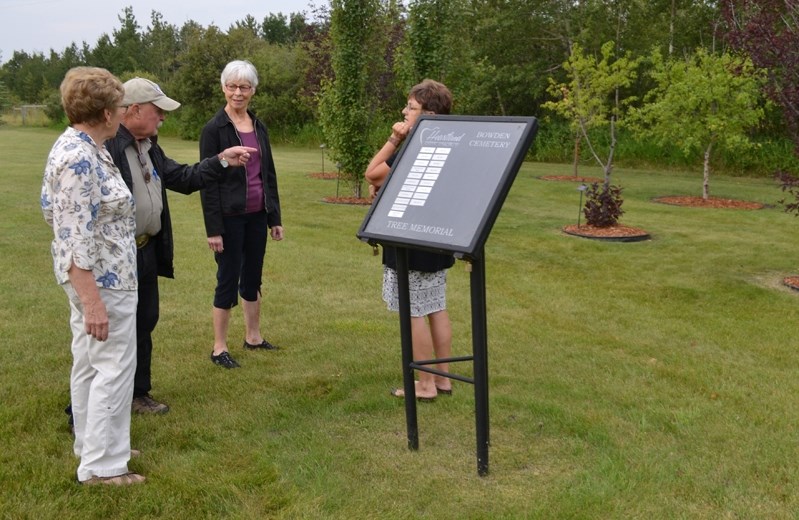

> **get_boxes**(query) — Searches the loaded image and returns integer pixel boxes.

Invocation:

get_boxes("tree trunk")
[604,115,617,187]
[669,0,676,56]
[703,142,712,200]
[572,133,580,176]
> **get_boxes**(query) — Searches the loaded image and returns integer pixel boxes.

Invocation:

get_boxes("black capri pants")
[213,210,268,309]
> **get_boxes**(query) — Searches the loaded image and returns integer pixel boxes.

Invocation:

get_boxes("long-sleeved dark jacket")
[199,108,282,237]
[106,124,226,278]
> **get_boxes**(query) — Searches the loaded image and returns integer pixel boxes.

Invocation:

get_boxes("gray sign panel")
[357,115,538,259]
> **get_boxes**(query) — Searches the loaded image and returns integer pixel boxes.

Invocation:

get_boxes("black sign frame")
[357,114,538,261]
[357,114,538,476]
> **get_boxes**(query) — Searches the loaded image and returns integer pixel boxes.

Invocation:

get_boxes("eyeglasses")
[225,84,253,93]
[405,103,422,112]
[136,151,151,183]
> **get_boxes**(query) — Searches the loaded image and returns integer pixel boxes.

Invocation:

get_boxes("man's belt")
[135,234,151,249]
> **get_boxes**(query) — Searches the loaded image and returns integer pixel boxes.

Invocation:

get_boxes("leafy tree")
[59,44,86,72]
[1,51,49,103]
[400,0,456,81]
[227,21,269,57]
[249,43,315,130]
[318,0,382,198]
[723,0,799,152]
[288,12,310,44]
[297,10,333,118]
[630,48,765,199]
[263,13,293,44]
[85,7,144,75]
[171,25,233,139]
[112,7,145,72]
[87,34,121,73]
[544,41,640,184]
[361,0,404,120]
[232,14,261,37]
[663,0,725,56]
[0,80,11,118]
[544,40,639,227]
[143,11,181,82]
[723,0,799,214]
[396,0,487,117]
[42,89,65,125]
[468,0,564,115]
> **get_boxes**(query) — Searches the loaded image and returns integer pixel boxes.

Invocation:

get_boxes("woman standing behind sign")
[365,79,455,401]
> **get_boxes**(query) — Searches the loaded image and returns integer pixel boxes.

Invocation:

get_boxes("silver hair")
[220,60,259,90]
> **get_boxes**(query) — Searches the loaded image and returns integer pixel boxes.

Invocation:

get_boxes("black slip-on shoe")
[210,351,241,368]
[243,340,279,351]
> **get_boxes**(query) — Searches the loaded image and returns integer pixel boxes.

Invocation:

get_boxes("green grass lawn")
[1,126,798,519]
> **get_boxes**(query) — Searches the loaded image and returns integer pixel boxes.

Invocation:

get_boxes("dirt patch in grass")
[540,175,604,183]
[653,196,765,210]
[322,196,371,205]
[308,172,339,180]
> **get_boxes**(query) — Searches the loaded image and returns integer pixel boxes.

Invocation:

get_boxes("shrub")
[777,170,799,217]
[584,182,624,227]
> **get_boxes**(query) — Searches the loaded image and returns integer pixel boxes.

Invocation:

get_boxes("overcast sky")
[0,0,319,64]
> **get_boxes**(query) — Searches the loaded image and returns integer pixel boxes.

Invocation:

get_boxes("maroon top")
[239,131,263,214]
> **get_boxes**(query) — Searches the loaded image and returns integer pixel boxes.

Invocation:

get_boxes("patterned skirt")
[382,266,447,317]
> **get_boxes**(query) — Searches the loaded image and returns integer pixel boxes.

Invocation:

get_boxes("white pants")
[63,284,137,482]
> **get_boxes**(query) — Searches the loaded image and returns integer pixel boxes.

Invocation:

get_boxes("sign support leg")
[396,247,419,450]
[471,247,490,475]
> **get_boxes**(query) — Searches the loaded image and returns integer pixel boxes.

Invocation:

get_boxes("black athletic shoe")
[210,351,240,369]
[243,340,279,351]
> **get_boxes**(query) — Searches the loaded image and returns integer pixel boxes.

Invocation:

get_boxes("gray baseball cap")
[122,78,181,111]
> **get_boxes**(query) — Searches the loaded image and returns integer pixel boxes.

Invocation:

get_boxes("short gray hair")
[220,60,259,90]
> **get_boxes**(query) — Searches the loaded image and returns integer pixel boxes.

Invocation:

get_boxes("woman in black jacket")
[200,60,284,369]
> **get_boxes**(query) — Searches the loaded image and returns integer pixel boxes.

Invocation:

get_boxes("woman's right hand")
[83,299,109,342]
[391,121,410,142]
[208,235,224,253]
[67,265,109,341]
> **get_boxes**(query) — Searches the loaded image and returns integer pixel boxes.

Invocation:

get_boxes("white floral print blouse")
[41,127,137,290]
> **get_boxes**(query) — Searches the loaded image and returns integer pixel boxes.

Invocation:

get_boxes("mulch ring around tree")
[539,175,604,183]
[322,196,371,205]
[653,195,765,210]
[308,172,339,180]
[562,224,651,242]
[784,276,799,292]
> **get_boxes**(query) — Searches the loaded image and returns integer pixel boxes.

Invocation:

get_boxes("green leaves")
[545,41,640,133]
[318,0,383,198]
[634,48,765,157]
[629,48,766,198]
[544,40,640,180]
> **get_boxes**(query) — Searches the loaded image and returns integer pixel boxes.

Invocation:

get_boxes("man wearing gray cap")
[104,78,255,414]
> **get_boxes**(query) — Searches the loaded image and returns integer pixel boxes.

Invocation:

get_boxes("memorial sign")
[357,115,538,259]
[357,114,538,476]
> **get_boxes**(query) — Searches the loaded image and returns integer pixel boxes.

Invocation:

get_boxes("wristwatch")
[218,154,229,168]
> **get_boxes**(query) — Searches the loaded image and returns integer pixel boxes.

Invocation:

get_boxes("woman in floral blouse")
[41,67,144,486]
